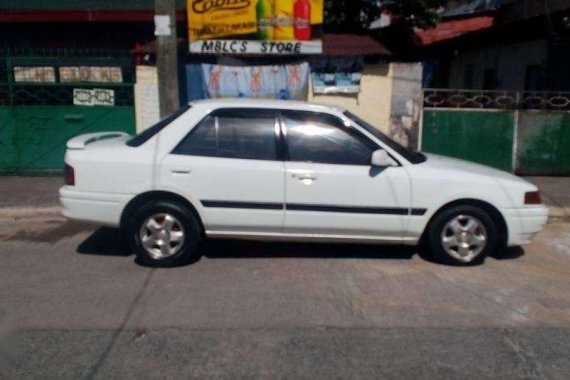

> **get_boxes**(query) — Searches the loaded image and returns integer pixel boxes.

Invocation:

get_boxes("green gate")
[0,50,136,174]
[516,111,570,175]
[422,109,515,172]
[421,89,570,175]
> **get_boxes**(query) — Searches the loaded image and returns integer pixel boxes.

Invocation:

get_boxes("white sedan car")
[60,99,548,267]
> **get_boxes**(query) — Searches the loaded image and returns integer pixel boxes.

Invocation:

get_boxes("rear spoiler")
[66,132,130,150]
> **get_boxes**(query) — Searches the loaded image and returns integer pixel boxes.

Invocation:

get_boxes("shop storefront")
[185,0,324,102]
[0,1,394,173]
[134,0,391,134]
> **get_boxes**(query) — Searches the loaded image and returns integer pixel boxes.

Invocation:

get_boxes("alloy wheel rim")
[139,213,185,260]
[440,214,487,263]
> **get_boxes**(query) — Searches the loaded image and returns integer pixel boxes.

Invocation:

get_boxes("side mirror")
[371,149,398,167]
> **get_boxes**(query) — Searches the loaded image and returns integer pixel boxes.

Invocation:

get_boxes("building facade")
[1,0,416,174]
[417,0,570,175]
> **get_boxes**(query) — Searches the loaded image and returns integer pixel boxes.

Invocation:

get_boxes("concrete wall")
[308,63,393,134]
[389,63,423,149]
[448,39,547,90]
[135,65,160,133]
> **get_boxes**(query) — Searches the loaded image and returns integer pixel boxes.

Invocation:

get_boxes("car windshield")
[343,111,426,164]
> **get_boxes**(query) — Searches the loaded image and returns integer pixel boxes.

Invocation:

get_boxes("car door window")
[282,111,376,166]
[173,109,278,161]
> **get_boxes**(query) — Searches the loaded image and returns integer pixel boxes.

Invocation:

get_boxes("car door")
[160,108,285,234]
[281,110,411,239]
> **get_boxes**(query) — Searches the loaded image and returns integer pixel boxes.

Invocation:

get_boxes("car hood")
[421,153,535,189]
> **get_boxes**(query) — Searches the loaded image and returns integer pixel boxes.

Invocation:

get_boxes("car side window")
[282,111,377,166]
[173,116,218,156]
[173,109,278,161]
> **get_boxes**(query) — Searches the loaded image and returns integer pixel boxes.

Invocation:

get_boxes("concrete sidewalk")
[0,177,63,222]
[0,176,568,221]
[0,176,61,208]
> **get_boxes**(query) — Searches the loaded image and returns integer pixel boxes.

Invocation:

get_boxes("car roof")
[188,98,346,114]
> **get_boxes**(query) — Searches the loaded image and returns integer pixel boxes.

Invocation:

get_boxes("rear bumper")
[502,205,549,246]
[59,186,132,227]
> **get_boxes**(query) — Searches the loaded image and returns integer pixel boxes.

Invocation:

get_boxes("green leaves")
[382,0,448,29]
[324,0,449,32]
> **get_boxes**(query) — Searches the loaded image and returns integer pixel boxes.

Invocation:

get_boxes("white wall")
[134,65,160,132]
[308,63,393,133]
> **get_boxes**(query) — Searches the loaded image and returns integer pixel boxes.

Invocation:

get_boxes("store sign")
[73,88,115,106]
[190,40,321,54]
[188,0,323,55]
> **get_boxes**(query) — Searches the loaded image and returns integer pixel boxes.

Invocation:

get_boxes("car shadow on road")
[76,227,419,261]
[76,227,526,264]
[490,246,526,261]
[201,239,419,261]
[77,227,131,257]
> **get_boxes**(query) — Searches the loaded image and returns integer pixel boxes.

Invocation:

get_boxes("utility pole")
[155,0,180,117]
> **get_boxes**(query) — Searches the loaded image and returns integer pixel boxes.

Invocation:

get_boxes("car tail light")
[524,191,541,205]
[64,164,75,186]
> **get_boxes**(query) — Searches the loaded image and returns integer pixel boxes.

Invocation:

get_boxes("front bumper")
[502,205,549,246]
[59,186,133,227]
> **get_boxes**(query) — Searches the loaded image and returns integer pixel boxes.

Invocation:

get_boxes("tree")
[381,0,450,29]
[323,0,379,33]
[324,0,449,33]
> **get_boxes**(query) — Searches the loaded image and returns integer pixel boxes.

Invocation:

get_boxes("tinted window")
[174,116,217,156]
[127,105,190,147]
[343,111,425,164]
[173,110,277,161]
[283,111,375,166]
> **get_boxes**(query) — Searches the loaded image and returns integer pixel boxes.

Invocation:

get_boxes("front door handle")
[171,168,191,175]
[292,172,317,181]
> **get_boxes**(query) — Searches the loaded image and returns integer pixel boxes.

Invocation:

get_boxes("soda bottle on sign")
[257,0,274,40]
[273,0,294,40]
[294,0,311,40]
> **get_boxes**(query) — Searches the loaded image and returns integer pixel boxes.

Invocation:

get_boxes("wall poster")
[202,62,309,100]
[311,56,364,94]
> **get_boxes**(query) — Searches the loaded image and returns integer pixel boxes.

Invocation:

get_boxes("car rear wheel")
[126,200,201,267]
[427,205,497,266]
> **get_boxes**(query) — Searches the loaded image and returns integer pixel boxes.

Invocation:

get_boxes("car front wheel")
[126,200,201,267]
[427,205,498,266]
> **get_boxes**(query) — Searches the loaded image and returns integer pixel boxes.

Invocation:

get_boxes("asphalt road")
[1,218,570,379]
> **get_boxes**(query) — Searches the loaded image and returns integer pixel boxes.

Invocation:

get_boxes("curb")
[0,207,64,223]
[0,205,568,224]
[548,207,570,223]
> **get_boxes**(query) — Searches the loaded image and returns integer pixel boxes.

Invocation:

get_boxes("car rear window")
[126,105,191,147]
[172,109,278,161]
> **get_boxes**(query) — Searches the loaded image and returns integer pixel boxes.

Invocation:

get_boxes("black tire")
[427,205,497,266]
[126,200,202,267]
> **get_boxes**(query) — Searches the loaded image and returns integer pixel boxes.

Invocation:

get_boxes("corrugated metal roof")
[416,16,495,45]
[323,34,391,56]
